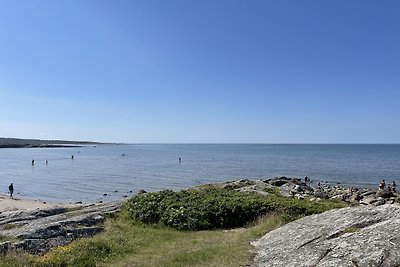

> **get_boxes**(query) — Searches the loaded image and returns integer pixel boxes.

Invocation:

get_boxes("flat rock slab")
[0,201,122,254]
[253,204,400,267]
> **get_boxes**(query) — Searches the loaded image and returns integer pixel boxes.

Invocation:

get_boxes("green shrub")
[124,188,345,230]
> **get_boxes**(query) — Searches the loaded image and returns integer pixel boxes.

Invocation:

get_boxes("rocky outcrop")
[0,201,122,254]
[217,177,400,206]
[252,204,400,267]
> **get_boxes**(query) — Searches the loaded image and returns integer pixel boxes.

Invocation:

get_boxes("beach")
[0,194,74,213]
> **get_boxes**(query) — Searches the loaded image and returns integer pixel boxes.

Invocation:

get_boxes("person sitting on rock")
[392,181,397,193]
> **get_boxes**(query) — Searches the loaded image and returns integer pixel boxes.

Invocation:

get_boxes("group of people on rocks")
[305,175,397,195]
[379,179,396,192]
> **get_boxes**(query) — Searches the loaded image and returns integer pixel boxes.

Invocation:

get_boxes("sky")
[0,0,399,143]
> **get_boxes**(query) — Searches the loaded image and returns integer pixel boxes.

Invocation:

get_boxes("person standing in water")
[9,183,14,199]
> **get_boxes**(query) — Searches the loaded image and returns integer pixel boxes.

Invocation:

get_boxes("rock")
[350,192,361,203]
[314,191,329,199]
[279,184,294,197]
[0,242,11,254]
[253,204,400,267]
[292,185,303,193]
[234,180,276,196]
[360,196,379,205]
[375,190,395,198]
[360,190,376,198]
[0,201,122,254]
[331,194,345,201]
[373,198,386,206]
[223,179,255,190]
[264,177,290,183]
[137,189,146,194]
[269,179,290,187]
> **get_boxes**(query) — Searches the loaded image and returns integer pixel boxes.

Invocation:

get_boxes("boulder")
[279,184,294,197]
[253,204,400,267]
[373,198,386,206]
[375,190,395,199]
[350,192,361,203]
[360,196,379,205]
[314,191,329,199]
[360,190,376,198]
[223,179,255,190]
[265,177,291,187]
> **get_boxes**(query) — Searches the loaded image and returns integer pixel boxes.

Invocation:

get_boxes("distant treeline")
[0,137,101,148]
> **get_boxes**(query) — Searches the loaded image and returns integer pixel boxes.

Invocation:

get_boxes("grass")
[0,234,19,243]
[343,226,361,234]
[0,211,290,267]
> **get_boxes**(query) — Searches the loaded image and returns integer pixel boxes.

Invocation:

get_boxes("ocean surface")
[0,144,399,203]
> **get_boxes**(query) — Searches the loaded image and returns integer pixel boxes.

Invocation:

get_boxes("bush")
[124,188,345,230]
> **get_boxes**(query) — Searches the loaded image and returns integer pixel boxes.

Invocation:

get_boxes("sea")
[0,144,399,203]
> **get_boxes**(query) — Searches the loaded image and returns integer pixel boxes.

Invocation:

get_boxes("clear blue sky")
[0,0,399,143]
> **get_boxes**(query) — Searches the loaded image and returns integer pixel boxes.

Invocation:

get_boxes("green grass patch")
[0,212,290,267]
[0,235,19,243]
[343,226,361,233]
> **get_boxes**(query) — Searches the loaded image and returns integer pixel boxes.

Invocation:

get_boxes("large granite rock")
[253,204,400,267]
[0,201,122,254]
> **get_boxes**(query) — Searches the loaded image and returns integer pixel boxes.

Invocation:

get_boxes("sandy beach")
[0,194,73,213]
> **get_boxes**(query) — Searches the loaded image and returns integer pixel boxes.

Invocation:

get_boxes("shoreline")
[0,194,78,213]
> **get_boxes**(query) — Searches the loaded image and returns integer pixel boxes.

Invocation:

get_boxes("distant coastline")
[0,144,84,148]
[0,137,101,148]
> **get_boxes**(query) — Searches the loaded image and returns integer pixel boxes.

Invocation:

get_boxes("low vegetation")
[0,187,347,267]
[125,188,346,230]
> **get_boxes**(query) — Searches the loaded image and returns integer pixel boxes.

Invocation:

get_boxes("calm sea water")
[0,144,399,203]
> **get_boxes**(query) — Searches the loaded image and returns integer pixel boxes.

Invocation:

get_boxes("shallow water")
[0,144,399,203]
